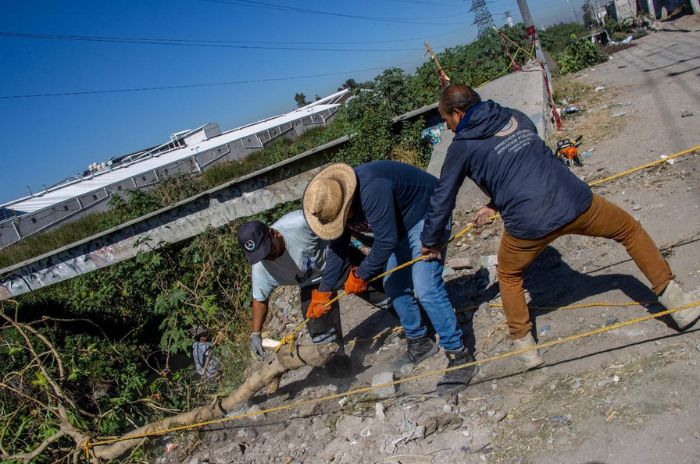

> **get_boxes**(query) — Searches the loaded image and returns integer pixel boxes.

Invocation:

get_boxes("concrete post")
[645,0,656,18]
[690,0,699,14]
[11,221,21,240]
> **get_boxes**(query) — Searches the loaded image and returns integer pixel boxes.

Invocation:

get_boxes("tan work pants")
[497,194,673,339]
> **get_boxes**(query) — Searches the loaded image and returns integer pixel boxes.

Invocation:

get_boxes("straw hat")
[303,163,357,240]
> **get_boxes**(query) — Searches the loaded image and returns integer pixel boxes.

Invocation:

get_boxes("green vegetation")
[556,35,609,75]
[4,24,596,462]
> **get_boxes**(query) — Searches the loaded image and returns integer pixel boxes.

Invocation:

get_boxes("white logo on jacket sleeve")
[244,240,256,251]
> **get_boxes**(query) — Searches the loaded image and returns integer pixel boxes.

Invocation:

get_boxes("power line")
[0,62,426,100]
[0,31,427,53]
[201,0,468,25]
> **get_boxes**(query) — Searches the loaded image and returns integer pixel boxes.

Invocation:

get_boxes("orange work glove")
[344,267,368,295]
[306,289,334,319]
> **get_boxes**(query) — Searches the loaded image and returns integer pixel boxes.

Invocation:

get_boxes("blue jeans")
[383,219,463,351]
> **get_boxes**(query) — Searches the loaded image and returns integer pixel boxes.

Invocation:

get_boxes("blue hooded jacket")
[421,100,592,244]
[319,160,438,290]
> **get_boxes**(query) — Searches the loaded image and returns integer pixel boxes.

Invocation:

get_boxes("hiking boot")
[660,280,699,330]
[325,353,352,378]
[436,347,478,396]
[390,336,439,378]
[512,333,544,370]
[407,335,439,364]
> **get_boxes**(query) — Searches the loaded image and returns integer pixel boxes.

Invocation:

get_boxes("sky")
[0,0,582,204]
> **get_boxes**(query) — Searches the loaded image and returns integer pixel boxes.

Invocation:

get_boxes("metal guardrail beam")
[0,104,442,300]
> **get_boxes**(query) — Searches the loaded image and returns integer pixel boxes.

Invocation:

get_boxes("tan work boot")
[512,333,544,370]
[659,280,699,330]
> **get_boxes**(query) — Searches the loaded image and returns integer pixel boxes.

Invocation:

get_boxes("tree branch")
[0,430,65,463]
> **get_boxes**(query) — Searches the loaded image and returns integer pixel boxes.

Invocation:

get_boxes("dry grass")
[548,76,626,150]
[489,345,689,463]
[390,146,422,166]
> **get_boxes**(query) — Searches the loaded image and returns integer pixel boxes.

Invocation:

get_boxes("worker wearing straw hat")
[303,160,477,396]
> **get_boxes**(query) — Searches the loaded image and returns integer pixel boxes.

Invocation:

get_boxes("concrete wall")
[427,66,553,212]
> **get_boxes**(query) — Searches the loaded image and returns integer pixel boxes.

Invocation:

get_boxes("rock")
[247,404,262,422]
[372,371,396,398]
[493,410,507,422]
[236,427,257,440]
[375,402,386,422]
[631,203,642,211]
[446,257,472,270]
[487,409,495,417]
[422,413,463,436]
[571,378,582,390]
[335,415,364,439]
[443,404,453,413]
[442,266,457,278]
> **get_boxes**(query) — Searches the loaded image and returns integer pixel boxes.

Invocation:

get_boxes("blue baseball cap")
[237,220,271,265]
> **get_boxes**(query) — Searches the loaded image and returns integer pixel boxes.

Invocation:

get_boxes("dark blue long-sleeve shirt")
[319,160,438,291]
[421,100,592,244]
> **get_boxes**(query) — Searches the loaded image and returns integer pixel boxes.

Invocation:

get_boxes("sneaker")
[659,280,699,330]
[512,333,544,370]
[325,353,352,378]
[436,347,478,396]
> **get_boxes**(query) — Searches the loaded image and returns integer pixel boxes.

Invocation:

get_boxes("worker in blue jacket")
[303,160,476,396]
[421,84,697,369]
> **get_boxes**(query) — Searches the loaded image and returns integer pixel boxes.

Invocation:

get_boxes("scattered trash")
[595,85,606,92]
[338,397,348,407]
[539,324,552,336]
[681,111,694,118]
[548,415,571,425]
[165,443,179,453]
[580,149,594,160]
[559,98,569,105]
[660,155,675,165]
[612,375,620,383]
[562,105,581,115]
[422,123,445,147]
[631,203,642,211]
[612,111,627,118]
[571,377,582,390]
[606,317,620,325]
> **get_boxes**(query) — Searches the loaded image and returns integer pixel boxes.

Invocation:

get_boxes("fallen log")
[88,342,337,461]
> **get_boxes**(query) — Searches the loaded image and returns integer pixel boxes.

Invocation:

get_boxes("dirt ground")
[161,15,700,464]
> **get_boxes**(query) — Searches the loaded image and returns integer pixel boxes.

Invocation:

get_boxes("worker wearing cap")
[420,84,698,369]
[237,210,388,377]
[303,160,477,396]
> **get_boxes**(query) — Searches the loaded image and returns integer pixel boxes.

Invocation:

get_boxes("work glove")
[250,332,264,361]
[306,290,334,319]
[344,267,368,295]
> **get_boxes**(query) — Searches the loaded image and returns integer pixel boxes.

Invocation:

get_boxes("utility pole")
[515,0,562,130]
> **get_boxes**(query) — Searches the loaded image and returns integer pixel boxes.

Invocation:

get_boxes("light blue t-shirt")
[251,210,327,302]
